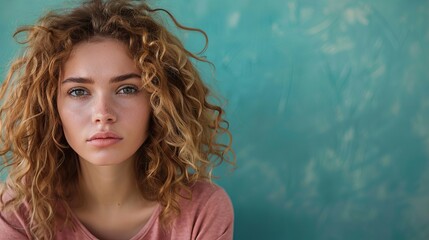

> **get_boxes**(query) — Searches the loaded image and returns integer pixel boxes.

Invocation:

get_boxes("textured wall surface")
[1,1,429,239]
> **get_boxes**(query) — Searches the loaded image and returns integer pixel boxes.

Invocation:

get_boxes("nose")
[92,95,117,124]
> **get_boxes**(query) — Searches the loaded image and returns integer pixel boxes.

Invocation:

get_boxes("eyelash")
[117,86,139,95]
[67,86,139,98]
[68,88,89,97]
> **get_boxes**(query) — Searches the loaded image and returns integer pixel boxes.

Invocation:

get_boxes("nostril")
[93,111,117,124]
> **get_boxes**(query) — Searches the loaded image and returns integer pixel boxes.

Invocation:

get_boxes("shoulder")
[176,180,234,216]
[171,181,234,239]
[0,186,31,239]
[186,181,233,211]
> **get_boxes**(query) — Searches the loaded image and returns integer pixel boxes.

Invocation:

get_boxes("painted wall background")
[1,0,429,239]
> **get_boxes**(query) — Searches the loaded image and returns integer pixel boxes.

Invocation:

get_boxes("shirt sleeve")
[193,187,234,240]
[0,210,30,239]
[0,188,31,239]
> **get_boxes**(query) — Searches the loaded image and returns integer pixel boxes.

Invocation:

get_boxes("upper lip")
[87,132,122,141]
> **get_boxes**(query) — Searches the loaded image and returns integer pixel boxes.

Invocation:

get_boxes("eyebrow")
[61,73,141,84]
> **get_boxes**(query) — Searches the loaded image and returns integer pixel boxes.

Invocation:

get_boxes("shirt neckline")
[68,203,162,239]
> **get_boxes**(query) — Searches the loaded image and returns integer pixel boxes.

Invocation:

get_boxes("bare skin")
[57,38,157,240]
[70,159,158,240]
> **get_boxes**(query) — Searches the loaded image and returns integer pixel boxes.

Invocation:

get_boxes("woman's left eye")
[117,86,138,95]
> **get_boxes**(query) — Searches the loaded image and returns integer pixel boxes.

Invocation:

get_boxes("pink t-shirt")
[0,181,234,239]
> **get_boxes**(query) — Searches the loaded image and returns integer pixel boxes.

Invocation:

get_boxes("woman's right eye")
[68,88,89,97]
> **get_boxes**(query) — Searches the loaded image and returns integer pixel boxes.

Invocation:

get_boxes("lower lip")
[87,138,122,147]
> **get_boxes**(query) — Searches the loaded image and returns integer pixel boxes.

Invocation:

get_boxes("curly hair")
[0,0,234,238]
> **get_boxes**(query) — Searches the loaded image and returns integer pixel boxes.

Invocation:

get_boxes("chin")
[78,153,136,167]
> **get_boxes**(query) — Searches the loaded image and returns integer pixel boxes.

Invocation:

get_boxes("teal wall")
[1,1,429,239]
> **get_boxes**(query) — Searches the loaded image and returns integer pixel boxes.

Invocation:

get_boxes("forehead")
[62,38,139,79]
[68,37,131,61]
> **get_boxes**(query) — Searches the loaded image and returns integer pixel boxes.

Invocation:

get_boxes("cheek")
[128,110,150,131]
[126,104,152,136]
[57,100,88,136]
[58,110,78,140]
[121,96,151,121]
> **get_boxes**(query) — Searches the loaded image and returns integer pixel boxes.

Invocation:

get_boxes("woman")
[0,0,234,239]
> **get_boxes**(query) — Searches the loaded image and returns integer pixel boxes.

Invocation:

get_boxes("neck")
[75,158,142,208]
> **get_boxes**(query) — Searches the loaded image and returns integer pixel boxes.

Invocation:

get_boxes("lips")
[87,132,123,147]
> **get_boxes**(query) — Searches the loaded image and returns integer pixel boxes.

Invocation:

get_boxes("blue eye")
[68,88,88,97]
[117,86,138,95]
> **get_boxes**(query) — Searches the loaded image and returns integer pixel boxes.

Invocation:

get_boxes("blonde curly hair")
[0,0,234,238]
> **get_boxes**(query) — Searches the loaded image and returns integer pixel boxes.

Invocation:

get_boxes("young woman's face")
[57,38,151,166]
